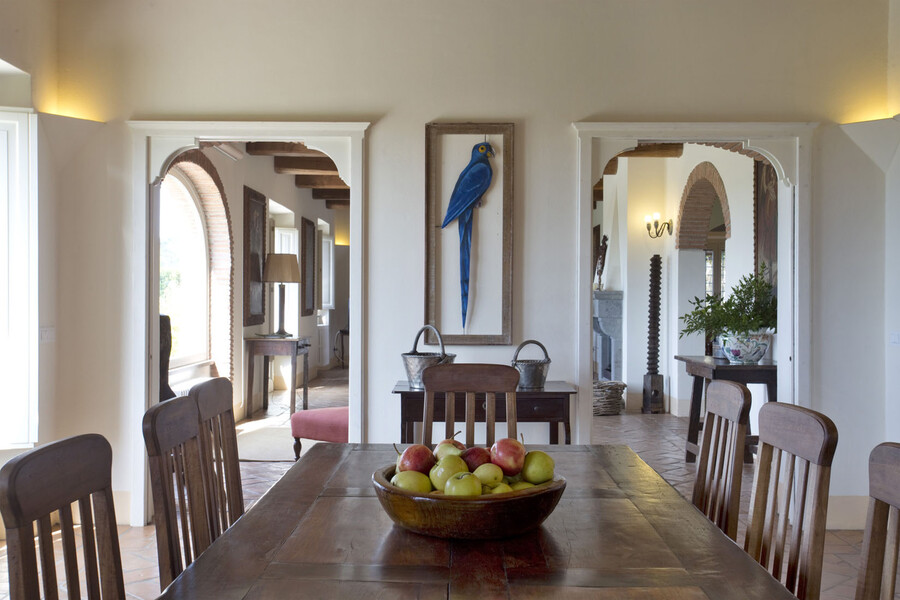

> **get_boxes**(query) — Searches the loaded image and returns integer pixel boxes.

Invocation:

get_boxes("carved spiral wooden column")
[643,254,663,413]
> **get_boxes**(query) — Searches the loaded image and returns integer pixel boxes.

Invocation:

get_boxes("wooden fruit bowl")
[371,465,566,540]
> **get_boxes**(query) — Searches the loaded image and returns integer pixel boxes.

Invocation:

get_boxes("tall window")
[0,110,37,448]
[159,172,210,367]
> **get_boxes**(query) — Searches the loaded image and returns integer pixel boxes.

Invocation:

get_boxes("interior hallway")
[0,374,879,599]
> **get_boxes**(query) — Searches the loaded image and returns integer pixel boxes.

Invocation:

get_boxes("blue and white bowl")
[720,331,770,364]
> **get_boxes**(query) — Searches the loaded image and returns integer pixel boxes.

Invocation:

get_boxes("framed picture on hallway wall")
[425,122,514,346]
[754,161,778,288]
[301,217,316,317]
[244,186,267,326]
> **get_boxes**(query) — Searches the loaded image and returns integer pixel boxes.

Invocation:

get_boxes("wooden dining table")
[157,443,794,599]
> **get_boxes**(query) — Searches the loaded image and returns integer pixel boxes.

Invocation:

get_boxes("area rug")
[236,425,299,462]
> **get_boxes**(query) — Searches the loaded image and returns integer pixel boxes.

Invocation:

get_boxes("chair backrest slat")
[143,395,211,590]
[419,364,520,448]
[744,402,838,600]
[0,434,125,600]
[190,377,244,532]
[692,380,751,540]
[855,442,900,600]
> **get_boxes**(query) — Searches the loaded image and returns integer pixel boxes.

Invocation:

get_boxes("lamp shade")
[263,253,301,283]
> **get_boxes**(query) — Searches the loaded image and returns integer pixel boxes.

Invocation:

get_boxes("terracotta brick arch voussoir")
[676,161,730,250]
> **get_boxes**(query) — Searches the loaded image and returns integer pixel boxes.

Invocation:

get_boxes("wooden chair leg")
[293,438,302,461]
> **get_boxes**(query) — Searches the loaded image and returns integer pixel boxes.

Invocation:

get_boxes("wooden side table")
[675,355,777,463]
[392,380,577,445]
[245,337,310,415]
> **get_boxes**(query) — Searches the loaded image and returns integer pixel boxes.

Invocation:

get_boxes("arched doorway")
[127,121,368,525]
[573,122,814,445]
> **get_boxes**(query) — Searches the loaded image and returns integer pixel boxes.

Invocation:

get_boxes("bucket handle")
[512,339,550,363]
[411,324,446,357]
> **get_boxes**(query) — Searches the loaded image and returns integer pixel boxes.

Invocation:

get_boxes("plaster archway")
[127,121,368,526]
[573,122,815,447]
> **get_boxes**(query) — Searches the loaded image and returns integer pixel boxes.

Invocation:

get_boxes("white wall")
[0,0,897,525]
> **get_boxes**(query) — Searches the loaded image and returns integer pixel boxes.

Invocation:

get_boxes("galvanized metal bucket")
[511,340,551,390]
[401,325,456,390]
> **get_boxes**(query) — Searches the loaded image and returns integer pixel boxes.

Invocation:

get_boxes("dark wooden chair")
[189,377,244,537]
[0,434,125,600]
[142,395,212,590]
[420,363,520,448]
[855,442,900,600]
[691,379,752,541]
[744,402,839,600]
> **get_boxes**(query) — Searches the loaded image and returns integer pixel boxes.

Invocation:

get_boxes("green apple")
[521,450,555,484]
[490,482,514,494]
[502,473,523,485]
[473,462,504,487]
[510,481,535,491]
[390,470,433,494]
[429,454,468,491]
[444,472,482,496]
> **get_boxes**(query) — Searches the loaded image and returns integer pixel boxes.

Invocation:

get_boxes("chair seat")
[290,406,349,443]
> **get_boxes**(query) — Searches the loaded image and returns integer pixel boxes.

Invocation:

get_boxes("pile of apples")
[390,432,555,497]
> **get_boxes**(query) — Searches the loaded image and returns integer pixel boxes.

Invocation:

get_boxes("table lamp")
[263,253,301,337]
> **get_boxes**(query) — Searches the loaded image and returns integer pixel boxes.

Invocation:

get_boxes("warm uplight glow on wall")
[840,97,898,125]
[48,99,105,122]
[335,232,350,246]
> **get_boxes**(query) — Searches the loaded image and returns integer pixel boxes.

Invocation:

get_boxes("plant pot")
[720,330,770,364]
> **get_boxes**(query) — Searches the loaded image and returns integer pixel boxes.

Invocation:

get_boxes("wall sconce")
[645,212,672,239]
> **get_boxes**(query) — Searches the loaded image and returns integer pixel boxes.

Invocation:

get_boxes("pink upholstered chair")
[290,406,349,460]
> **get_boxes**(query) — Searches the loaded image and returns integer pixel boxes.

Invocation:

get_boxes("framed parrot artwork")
[425,122,514,345]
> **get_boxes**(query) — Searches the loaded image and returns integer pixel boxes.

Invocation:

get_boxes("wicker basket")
[593,380,626,416]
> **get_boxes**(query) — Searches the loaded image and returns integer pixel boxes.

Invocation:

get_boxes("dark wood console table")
[245,337,310,415]
[675,355,777,464]
[392,380,577,445]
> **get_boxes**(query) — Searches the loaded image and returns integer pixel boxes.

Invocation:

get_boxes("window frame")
[0,109,38,449]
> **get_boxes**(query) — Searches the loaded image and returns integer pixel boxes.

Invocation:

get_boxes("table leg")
[549,422,559,445]
[289,349,297,415]
[302,352,309,411]
[685,375,704,462]
[262,356,270,411]
[246,352,255,416]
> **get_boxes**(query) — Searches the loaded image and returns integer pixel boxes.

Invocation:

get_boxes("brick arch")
[167,150,235,382]
[676,161,731,250]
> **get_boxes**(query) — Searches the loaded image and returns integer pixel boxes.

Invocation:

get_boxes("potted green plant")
[679,265,777,364]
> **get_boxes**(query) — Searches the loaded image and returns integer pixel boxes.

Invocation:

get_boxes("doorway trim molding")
[572,121,816,445]
[127,120,369,526]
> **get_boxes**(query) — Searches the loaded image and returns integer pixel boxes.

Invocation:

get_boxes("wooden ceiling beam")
[313,189,350,200]
[274,156,339,176]
[603,157,619,176]
[325,199,350,210]
[618,143,684,159]
[295,174,348,189]
[245,142,325,157]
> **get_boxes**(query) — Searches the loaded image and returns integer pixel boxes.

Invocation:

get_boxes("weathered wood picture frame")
[425,122,514,345]
[301,217,316,317]
[243,186,266,326]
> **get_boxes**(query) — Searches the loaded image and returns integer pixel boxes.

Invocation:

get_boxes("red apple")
[395,443,436,475]
[459,446,492,472]
[490,437,526,476]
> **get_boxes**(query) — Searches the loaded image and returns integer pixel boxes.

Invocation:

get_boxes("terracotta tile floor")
[0,374,886,599]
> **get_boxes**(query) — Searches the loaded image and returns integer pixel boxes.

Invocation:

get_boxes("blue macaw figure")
[441,142,495,328]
